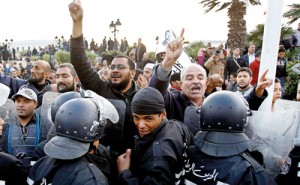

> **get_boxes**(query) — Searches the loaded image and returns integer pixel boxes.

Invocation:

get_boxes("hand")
[219,53,225,60]
[137,74,148,88]
[117,149,131,173]
[16,152,26,159]
[69,0,83,22]
[216,86,222,91]
[257,69,272,90]
[277,157,291,174]
[225,79,229,86]
[218,67,224,77]
[162,29,185,71]
[255,69,272,97]
[0,117,3,136]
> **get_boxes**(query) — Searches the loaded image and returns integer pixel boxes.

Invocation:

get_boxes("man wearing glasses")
[69,0,138,157]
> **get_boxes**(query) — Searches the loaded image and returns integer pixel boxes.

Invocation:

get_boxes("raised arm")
[149,29,185,93]
[69,0,83,38]
[69,0,107,94]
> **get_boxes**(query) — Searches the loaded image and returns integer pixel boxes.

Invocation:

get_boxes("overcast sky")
[0,0,298,51]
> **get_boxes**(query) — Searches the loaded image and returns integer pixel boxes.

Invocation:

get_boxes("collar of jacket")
[25,79,51,94]
[134,119,167,152]
[111,80,139,99]
[182,93,196,107]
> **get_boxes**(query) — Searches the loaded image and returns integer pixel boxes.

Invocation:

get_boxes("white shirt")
[248,53,255,65]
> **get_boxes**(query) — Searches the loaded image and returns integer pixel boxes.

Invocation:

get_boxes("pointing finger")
[180,28,185,40]
[260,69,269,79]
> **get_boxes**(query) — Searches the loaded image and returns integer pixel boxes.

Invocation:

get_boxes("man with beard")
[55,63,80,93]
[0,60,51,108]
[69,0,138,156]
[0,88,51,175]
[235,67,254,97]
[47,70,57,84]
[149,29,271,128]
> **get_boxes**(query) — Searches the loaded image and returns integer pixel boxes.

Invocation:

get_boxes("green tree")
[55,51,71,64]
[185,41,206,59]
[283,3,300,25]
[285,60,300,99]
[86,51,97,66]
[200,0,260,49]
[246,24,294,50]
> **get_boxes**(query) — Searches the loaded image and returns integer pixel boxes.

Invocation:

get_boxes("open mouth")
[139,130,149,136]
[191,86,201,93]
[58,84,66,90]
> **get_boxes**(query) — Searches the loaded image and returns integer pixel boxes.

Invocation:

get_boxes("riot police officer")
[29,96,118,185]
[184,91,276,185]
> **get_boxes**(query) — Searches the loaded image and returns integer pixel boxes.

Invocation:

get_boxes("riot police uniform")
[0,152,28,185]
[29,96,119,185]
[184,91,276,185]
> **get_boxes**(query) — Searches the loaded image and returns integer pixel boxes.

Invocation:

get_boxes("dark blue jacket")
[0,73,51,107]
[29,155,108,185]
[0,73,25,98]
[149,65,268,127]
[184,138,276,185]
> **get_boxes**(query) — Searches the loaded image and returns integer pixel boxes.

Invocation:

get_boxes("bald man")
[0,60,51,107]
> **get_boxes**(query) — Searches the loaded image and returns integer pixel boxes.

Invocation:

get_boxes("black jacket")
[276,146,300,185]
[0,152,28,185]
[29,155,108,185]
[185,142,276,185]
[118,119,193,185]
[71,35,139,155]
[224,56,247,80]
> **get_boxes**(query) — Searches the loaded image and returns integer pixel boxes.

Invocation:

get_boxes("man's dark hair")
[230,72,237,78]
[237,67,253,77]
[114,55,135,70]
[247,42,255,49]
[134,68,143,81]
[21,67,26,73]
[58,63,78,78]
[278,48,286,53]
[275,77,281,83]
[256,50,262,58]
[170,73,180,84]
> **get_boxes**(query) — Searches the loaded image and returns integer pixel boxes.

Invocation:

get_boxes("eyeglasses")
[109,64,129,70]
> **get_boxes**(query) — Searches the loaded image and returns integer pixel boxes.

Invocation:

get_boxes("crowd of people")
[0,0,300,184]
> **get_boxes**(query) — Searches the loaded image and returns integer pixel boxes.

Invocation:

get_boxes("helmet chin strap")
[88,142,98,155]
[87,98,106,137]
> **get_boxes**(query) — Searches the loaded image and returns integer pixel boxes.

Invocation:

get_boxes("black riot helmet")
[200,91,251,132]
[50,91,82,122]
[54,98,106,142]
[196,91,252,157]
